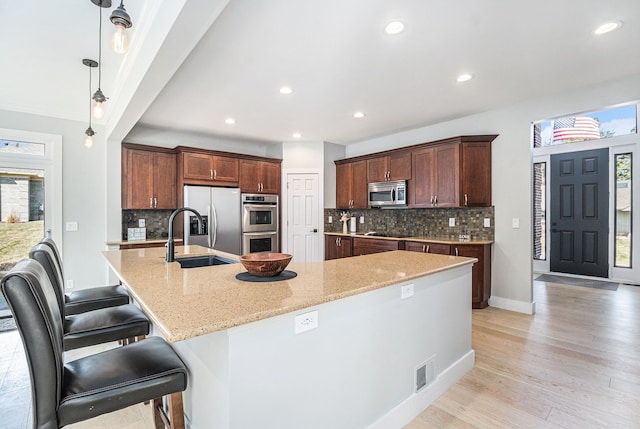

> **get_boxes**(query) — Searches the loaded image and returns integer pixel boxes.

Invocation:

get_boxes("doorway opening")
[532,103,639,283]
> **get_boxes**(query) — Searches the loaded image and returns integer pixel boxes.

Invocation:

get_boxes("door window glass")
[533,162,546,260]
[615,153,632,268]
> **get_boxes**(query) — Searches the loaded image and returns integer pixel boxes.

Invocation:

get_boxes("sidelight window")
[533,162,546,260]
[615,153,632,268]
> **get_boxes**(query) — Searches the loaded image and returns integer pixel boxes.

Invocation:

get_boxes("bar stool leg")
[152,393,185,429]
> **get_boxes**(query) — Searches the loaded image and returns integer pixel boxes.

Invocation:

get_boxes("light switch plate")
[328,216,332,223]
[484,218,491,228]
[512,218,520,228]
[65,221,78,231]
[449,218,456,227]
[139,218,146,227]
[360,216,364,224]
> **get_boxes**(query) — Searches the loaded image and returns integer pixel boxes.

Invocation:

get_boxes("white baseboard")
[489,295,536,314]
[367,350,475,429]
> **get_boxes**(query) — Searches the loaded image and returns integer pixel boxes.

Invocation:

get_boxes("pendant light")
[91,0,109,120]
[83,59,98,148]
[110,1,132,54]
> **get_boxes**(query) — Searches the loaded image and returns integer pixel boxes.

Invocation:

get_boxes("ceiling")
[2,0,639,146]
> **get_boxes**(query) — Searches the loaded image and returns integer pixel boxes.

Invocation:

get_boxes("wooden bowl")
[239,253,293,277]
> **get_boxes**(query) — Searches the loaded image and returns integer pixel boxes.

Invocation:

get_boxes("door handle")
[310,228,318,233]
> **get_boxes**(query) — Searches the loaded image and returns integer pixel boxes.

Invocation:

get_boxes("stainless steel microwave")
[368,180,407,207]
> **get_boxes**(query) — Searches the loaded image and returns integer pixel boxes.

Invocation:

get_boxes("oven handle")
[242,231,277,237]
[243,203,278,209]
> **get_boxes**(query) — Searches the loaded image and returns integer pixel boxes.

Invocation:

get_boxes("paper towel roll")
[350,217,356,233]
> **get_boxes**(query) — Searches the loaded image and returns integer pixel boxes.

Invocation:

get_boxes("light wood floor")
[407,279,640,429]
[2,277,639,428]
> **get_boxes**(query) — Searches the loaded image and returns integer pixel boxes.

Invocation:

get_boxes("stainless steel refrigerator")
[183,185,242,255]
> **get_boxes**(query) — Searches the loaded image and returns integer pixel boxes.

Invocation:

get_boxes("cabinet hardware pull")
[214,169,217,179]
[210,169,213,179]
[434,195,438,205]
[154,197,157,208]
[426,245,430,253]
[422,244,426,253]
[149,198,153,208]
[455,247,459,256]
[464,194,468,206]
[336,237,339,246]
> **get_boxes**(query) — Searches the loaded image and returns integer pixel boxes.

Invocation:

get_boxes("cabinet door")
[461,142,491,206]
[212,156,239,183]
[153,152,177,209]
[453,244,491,309]
[325,235,339,260]
[351,161,368,208]
[240,159,260,192]
[388,152,412,181]
[260,161,281,194]
[367,157,388,182]
[433,144,460,207]
[335,164,352,209]
[410,147,435,207]
[123,149,154,209]
[404,241,428,252]
[352,237,400,256]
[338,236,353,258]
[183,153,213,180]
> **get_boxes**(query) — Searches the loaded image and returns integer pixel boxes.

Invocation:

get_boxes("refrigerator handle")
[207,205,213,248]
[211,203,218,248]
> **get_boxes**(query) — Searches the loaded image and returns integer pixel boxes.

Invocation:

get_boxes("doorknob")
[310,228,318,233]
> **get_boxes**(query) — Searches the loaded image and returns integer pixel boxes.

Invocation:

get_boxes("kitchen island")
[103,245,476,428]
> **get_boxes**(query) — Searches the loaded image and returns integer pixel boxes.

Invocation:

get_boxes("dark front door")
[550,148,609,277]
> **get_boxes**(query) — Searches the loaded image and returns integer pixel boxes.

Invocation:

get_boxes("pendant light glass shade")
[92,88,106,119]
[110,23,129,54]
[84,127,95,148]
[110,1,132,54]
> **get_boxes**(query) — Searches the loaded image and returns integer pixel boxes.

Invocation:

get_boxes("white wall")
[0,109,107,288]
[347,73,640,311]
[323,142,345,208]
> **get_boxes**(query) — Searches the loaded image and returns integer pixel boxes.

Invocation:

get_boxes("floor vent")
[415,355,436,393]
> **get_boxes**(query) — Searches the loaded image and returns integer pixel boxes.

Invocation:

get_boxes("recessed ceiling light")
[279,86,293,95]
[224,118,237,125]
[292,132,302,139]
[353,112,366,118]
[385,21,405,35]
[594,21,622,35]
[456,73,473,83]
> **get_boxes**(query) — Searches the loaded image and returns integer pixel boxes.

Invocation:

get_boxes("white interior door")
[285,173,320,262]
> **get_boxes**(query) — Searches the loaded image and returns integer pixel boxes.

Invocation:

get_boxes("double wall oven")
[242,194,279,254]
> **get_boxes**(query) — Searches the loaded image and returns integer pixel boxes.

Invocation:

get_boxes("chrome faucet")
[166,207,204,262]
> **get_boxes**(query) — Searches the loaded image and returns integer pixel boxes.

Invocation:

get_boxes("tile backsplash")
[324,207,495,240]
[122,210,173,240]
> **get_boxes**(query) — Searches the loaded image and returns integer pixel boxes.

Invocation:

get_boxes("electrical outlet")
[65,221,78,231]
[449,218,456,227]
[328,216,332,223]
[139,218,146,227]
[295,310,318,334]
[512,218,520,229]
[484,218,491,228]
[360,216,364,224]
[401,284,414,299]
[65,279,74,290]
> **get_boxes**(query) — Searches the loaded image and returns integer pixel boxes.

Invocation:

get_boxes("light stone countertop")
[105,238,182,246]
[102,245,475,343]
[324,232,493,245]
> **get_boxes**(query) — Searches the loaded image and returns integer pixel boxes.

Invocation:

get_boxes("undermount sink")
[175,255,238,269]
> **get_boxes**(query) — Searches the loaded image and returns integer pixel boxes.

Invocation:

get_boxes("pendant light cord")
[88,65,93,128]
[98,3,102,90]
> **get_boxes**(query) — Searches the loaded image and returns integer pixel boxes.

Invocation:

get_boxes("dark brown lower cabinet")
[405,241,491,309]
[325,235,353,260]
[352,237,401,256]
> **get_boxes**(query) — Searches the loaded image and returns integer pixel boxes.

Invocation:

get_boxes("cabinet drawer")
[352,237,400,256]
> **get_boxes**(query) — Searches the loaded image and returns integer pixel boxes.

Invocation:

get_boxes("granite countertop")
[324,232,493,245]
[102,245,475,343]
